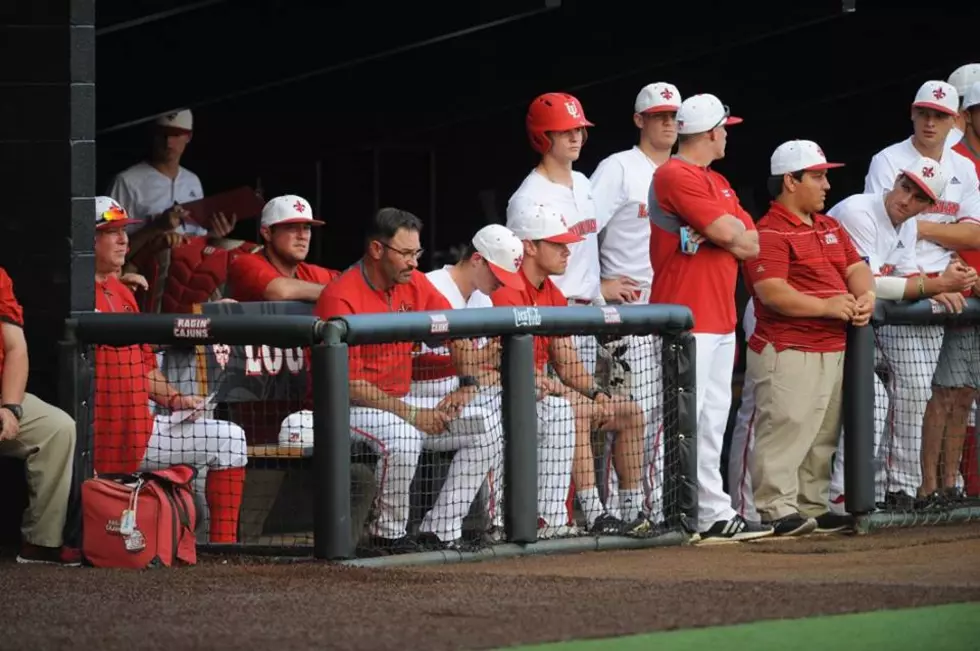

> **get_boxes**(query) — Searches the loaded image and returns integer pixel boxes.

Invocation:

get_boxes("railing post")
[59,318,87,548]
[501,334,538,544]
[662,331,698,533]
[843,323,876,515]
[313,321,353,560]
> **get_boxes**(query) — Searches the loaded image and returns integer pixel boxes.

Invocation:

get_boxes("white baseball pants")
[694,332,738,532]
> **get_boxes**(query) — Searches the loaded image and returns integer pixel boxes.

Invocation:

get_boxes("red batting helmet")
[526,93,594,154]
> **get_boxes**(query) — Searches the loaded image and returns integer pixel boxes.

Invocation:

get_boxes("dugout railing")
[62,303,697,563]
[843,297,980,530]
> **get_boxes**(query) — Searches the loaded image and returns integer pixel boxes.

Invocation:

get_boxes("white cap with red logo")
[948,64,980,97]
[912,81,959,116]
[94,196,142,230]
[260,195,324,227]
[963,81,980,111]
[900,156,949,202]
[154,109,193,132]
[770,140,845,175]
[676,94,743,135]
[471,224,525,290]
[507,200,584,245]
[634,82,682,114]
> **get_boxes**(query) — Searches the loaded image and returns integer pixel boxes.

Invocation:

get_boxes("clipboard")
[180,187,265,229]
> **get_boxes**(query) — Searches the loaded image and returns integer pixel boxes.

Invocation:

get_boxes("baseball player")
[830,159,976,506]
[947,64,980,149]
[727,298,759,522]
[491,203,650,536]
[507,93,603,376]
[590,82,681,524]
[743,140,872,538]
[227,195,340,302]
[648,93,773,543]
[92,196,249,543]
[863,80,980,508]
[308,208,503,553]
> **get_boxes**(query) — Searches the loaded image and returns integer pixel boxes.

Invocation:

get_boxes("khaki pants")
[0,393,76,547]
[748,345,843,521]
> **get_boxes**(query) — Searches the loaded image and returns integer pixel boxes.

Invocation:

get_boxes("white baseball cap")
[154,109,193,133]
[948,63,980,97]
[899,156,948,203]
[912,80,959,116]
[94,196,141,230]
[634,82,682,114]
[471,224,524,290]
[260,195,324,227]
[770,140,845,175]
[507,200,584,245]
[676,94,742,135]
[963,81,980,111]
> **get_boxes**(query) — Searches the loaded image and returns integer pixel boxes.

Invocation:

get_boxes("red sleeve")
[141,345,158,371]
[0,268,24,328]
[840,228,863,267]
[655,165,732,233]
[490,286,525,307]
[315,266,342,285]
[546,282,568,306]
[743,225,790,287]
[228,254,281,302]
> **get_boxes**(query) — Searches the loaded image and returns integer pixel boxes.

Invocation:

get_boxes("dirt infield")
[2,524,979,651]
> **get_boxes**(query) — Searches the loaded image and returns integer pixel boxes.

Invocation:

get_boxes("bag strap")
[142,464,198,487]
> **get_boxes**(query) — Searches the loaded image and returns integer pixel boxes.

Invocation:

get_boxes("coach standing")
[648,93,771,543]
[744,141,873,536]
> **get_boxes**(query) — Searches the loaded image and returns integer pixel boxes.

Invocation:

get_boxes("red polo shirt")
[649,157,756,334]
[490,269,567,371]
[743,202,864,353]
[228,250,340,302]
[0,267,24,386]
[94,275,157,473]
[953,141,980,271]
[314,262,452,397]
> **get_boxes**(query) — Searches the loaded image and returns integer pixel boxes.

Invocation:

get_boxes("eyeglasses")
[711,105,733,130]
[379,241,424,261]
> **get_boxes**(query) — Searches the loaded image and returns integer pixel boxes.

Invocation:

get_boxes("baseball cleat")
[697,514,774,544]
[767,514,818,537]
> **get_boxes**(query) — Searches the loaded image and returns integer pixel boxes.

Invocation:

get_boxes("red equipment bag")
[81,464,199,569]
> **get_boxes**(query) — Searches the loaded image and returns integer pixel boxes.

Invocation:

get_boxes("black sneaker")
[588,512,629,535]
[884,491,915,510]
[768,514,817,537]
[698,514,774,544]
[943,487,966,505]
[814,511,854,534]
[364,534,420,555]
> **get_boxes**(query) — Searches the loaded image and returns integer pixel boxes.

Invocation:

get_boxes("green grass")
[501,602,979,651]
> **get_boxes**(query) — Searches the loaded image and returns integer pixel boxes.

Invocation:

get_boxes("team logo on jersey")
[638,202,649,218]
[933,87,946,100]
[896,240,904,249]
[755,264,765,273]
[212,343,231,370]
[880,263,895,276]
[565,102,580,118]
[660,88,674,100]
[951,176,961,185]
[824,233,838,244]
[922,166,935,178]
[397,301,412,312]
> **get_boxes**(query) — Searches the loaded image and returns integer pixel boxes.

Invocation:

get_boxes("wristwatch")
[2,403,23,421]
[458,375,479,388]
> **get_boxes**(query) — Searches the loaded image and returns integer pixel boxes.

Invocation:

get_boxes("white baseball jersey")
[946,126,965,150]
[828,193,919,278]
[864,138,980,273]
[507,170,602,302]
[107,161,207,236]
[591,147,658,301]
[410,266,493,398]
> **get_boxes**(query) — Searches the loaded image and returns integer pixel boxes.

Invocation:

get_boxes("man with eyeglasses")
[310,207,502,554]
[227,195,340,302]
[829,159,977,508]
[863,80,980,510]
[648,93,771,544]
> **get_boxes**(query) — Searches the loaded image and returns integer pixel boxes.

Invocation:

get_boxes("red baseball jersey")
[314,262,452,397]
[743,202,864,353]
[953,141,980,271]
[94,275,156,474]
[649,157,756,334]
[490,269,567,371]
[0,267,25,385]
[227,250,340,302]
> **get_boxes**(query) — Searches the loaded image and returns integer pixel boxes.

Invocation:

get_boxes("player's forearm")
[265,278,326,302]
[916,221,980,251]
[448,340,485,379]
[903,274,953,300]
[146,368,179,406]
[0,346,28,405]
[728,230,760,260]
[349,380,413,420]
[756,284,827,318]
[846,264,875,298]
